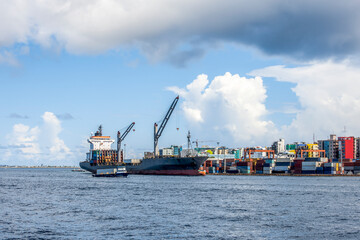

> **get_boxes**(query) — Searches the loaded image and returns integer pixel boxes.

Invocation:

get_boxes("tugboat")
[92,166,128,177]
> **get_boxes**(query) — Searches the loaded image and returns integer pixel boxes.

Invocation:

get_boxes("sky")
[1,0,360,166]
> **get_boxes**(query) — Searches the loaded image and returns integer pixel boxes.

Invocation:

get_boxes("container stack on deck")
[90,150,118,165]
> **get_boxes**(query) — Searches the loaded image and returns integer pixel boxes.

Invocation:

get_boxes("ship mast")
[187,130,192,149]
[154,96,179,157]
[94,125,103,136]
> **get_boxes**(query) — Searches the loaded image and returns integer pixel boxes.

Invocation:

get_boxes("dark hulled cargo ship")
[80,155,207,175]
[79,96,207,176]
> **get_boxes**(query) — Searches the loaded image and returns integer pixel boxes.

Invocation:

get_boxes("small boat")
[72,168,86,172]
[92,166,128,177]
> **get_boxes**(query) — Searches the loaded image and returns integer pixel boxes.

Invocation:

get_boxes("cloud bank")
[170,62,360,146]
[249,61,360,141]
[2,112,73,166]
[168,73,276,146]
[1,0,360,65]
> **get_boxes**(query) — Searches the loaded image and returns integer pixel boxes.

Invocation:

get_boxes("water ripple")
[1,169,360,239]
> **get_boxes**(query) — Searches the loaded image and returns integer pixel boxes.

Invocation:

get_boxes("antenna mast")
[187,130,192,149]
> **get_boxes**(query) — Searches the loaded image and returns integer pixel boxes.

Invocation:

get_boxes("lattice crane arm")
[155,96,179,140]
[154,96,179,156]
[120,122,135,142]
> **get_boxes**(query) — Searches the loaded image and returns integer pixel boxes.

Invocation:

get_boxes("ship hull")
[80,156,207,176]
[128,169,200,175]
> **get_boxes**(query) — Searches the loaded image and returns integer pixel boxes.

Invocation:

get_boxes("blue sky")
[1,1,360,166]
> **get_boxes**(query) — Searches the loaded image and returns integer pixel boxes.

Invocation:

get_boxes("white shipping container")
[302,162,322,167]
[276,158,293,163]
[273,166,290,171]
[302,162,317,166]
[263,167,273,171]
[320,158,329,162]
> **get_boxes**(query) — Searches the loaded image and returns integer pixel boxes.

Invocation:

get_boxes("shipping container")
[304,157,328,162]
[302,170,316,174]
[276,162,292,166]
[265,159,276,164]
[324,162,336,167]
[276,158,292,162]
[263,163,275,167]
[273,166,290,171]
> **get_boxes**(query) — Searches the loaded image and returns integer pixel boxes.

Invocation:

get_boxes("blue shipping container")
[276,162,292,166]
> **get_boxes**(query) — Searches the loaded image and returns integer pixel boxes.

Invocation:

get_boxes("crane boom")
[120,122,135,141]
[154,96,179,156]
[117,122,135,163]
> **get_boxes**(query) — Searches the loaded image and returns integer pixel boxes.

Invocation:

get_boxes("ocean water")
[1,168,360,240]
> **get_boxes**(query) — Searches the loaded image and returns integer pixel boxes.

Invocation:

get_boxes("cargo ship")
[79,96,207,175]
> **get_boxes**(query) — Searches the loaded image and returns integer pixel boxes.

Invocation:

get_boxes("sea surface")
[1,168,360,240]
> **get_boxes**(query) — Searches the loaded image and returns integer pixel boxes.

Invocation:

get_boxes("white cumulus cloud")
[3,112,72,166]
[249,61,360,141]
[168,72,277,146]
[7,124,40,156]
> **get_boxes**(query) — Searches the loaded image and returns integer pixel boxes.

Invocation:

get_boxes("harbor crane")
[154,96,179,157]
[117,122,135,162]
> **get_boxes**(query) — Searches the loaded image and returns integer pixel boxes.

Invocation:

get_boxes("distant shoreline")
[1,167,359,176]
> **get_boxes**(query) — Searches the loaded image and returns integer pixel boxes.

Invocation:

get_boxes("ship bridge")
[88,136,115,150]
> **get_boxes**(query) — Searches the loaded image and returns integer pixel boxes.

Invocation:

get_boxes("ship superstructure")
[85,123,135,167]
